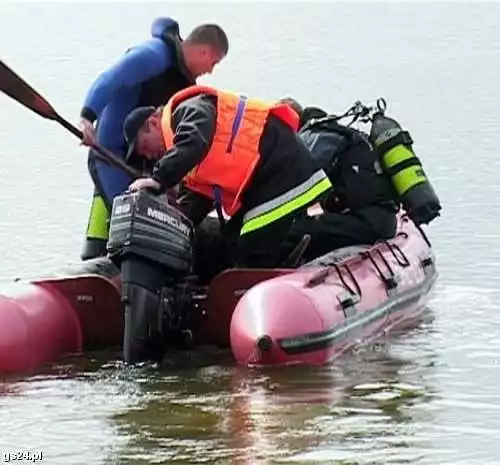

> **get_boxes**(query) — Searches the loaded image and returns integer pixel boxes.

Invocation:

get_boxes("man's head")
[278,96,312,129]
[278,97,304,120]
[278,97,329,129]
[124,106,165,160]
[181,24,229,78]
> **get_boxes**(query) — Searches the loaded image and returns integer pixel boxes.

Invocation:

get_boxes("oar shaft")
[91,144,140,178]
[52,113,140,178]
[53,113,84,139]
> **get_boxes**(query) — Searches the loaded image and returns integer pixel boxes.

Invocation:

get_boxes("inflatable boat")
[230,213,437,366]
[0,191,437,374]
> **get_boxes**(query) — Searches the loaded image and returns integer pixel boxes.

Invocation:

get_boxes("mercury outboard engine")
[107,190,195,364]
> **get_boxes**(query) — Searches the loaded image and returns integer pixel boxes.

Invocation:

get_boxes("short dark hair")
[278,97,304,118]
[185,24,229,56]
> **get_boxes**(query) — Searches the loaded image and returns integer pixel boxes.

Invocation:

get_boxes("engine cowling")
[107,190,194,275]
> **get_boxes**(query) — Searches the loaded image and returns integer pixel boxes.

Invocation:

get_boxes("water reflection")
[109,318,439,465]
[0,353,141,465]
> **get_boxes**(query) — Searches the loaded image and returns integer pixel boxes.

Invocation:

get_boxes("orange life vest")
[160,85,299,216]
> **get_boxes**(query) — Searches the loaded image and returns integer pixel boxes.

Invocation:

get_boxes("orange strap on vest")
[160,85,299,215]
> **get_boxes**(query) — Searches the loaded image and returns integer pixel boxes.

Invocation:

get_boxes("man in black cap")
[120,85,332,275]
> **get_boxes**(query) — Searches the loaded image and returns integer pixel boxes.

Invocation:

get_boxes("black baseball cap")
[124,106,157,160]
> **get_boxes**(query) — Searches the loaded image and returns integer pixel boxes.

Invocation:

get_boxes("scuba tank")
[369,99,441,225]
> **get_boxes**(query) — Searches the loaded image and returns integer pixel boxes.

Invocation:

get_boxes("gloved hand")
[320,192,348,213]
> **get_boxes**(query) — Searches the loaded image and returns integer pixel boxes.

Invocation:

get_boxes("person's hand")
[128,177,162,192]
[165,186,179,205]
[142,150,165,161]
[78,118,96,147]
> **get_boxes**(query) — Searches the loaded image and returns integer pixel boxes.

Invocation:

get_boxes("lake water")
[1,2,499,464]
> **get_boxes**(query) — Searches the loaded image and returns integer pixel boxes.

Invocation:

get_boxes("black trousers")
[177,188,301,283]
[236,214,296,268]
[192,214,296,284]
[280,204,398,263]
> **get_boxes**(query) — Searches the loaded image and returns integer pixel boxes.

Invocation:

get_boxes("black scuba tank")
[369,107,442,225]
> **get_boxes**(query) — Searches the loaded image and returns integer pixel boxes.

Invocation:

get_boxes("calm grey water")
[1,2,499,464]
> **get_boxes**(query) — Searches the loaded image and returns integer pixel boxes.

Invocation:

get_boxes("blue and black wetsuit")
[80,17,195,260]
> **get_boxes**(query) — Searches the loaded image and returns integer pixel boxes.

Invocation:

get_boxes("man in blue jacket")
[78,17,229,260]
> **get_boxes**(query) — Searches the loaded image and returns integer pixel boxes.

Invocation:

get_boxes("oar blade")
[0,59,140,179]
[0,60,56,120]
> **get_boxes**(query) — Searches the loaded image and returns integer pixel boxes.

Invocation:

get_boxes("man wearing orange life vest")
[124,84,333,268]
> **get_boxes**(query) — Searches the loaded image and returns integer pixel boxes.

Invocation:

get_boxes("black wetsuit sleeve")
[152,95,216,190]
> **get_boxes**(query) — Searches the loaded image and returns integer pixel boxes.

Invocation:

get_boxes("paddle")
[0,59,140,179]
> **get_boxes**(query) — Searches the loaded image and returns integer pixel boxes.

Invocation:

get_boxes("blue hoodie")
[81,17,195,205]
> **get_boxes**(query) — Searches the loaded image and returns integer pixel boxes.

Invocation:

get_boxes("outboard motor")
[107,190,195,364]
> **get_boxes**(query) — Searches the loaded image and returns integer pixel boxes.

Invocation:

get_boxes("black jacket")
[152,94,326,226]
[299,117,397,212]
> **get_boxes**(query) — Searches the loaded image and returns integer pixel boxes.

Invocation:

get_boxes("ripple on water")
[0,363,145,464]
